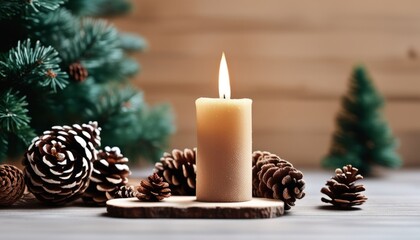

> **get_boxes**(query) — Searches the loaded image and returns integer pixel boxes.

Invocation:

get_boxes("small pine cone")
[321,165,367,208]
[137,173,171,201]
[23,121,101,205]
[83,146,131,205]
[154,148,196,195]
[0,164,25,206]
[255,157,305,210]
[114,185,136,198]
[69,62,88,82]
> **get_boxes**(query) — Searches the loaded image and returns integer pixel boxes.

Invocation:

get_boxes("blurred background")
[111,0,420,168]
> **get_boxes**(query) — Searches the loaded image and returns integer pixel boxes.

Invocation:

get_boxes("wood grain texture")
[1,170,419,239]
[110,0,420,167]
[106,197,284,218]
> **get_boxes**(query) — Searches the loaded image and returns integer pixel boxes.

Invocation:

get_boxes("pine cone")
[0,164,25,206]
[252,151,285,196]
[154,148,196,195]
[252,150,278,166]
[69,62,88,82]
[82,146,131,205]
[114,185,136,198]
[321,165,367,208]
[23,121,101,205]
[254,154,305,210]
[137,173,171,201]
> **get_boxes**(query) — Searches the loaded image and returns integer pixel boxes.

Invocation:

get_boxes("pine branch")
[0,39,68,93]
[64,0,131,17]
[88,58,139,83]
[59,19,133,83]
[0,90,31,133]
[0,132,7,160]
[0,0,23,19]
[25,8,79,50]
[61,19,122,65]
[133,104,174,161]
[0,0,65,19]
[119,33,147,52]
[0,90,36,161]
[82,86,174,161]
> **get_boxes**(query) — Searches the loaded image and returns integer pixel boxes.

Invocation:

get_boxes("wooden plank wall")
[111,0,420,168]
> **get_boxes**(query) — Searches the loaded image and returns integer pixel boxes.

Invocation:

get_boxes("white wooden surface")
[1,169,419,240]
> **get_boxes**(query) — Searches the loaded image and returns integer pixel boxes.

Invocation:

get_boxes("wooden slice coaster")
[106,196,284,219]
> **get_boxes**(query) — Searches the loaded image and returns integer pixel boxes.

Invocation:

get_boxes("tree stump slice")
[106,196,284,219]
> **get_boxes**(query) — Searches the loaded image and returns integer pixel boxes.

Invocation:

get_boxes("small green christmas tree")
[0,0,174,162]
[322,65,402,175]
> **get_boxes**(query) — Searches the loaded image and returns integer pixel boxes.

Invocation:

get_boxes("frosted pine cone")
[321,165,367,208]
[154,148,196,195]
[83,146,131,205]
[137,173,171,201]
[0,164,25,206]
[23,121,101,205]
[114,185,136,198]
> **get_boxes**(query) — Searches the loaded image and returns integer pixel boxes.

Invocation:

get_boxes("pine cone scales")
[257,161,305,210]
[154,148,196,195]
[69,62,88,82]
[137,173,171,201]
[23,121,101,205]
[321,165,367,208]
[114,185,136,198]
[83,146,131,205]
[252,151,292,196]
[252,151,305,210]
[252,151,278,165]
[0,164,25,206]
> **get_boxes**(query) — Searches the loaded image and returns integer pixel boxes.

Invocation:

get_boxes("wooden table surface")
[1,169,419,240]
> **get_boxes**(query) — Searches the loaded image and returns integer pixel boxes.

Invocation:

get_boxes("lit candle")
[196,52,252,202]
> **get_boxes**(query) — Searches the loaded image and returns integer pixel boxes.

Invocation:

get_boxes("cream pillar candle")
[196,53,252,202]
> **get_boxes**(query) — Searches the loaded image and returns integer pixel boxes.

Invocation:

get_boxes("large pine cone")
[0,164,25,206]
[253,151,305,210]
[23,121,101,205]
[82,146,131,205]
[137,173,171,201]
[154,148,196,195]
[321,165,367,208]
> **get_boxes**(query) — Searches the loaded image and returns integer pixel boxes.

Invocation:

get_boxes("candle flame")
[219,52,231,99]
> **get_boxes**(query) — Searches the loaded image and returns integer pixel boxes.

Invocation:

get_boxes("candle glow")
[218,52,231,99]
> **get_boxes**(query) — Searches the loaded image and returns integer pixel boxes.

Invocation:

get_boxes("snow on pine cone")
[82,146,131,205]
[23,121,101,205]
[154,148,196,196]
[114,185,136,198]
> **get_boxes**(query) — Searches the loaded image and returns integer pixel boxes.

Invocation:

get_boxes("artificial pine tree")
[0,0,173,162]
[322,66,402,175]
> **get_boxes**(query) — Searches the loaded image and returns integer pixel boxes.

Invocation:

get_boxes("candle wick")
[223,94,226,99]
